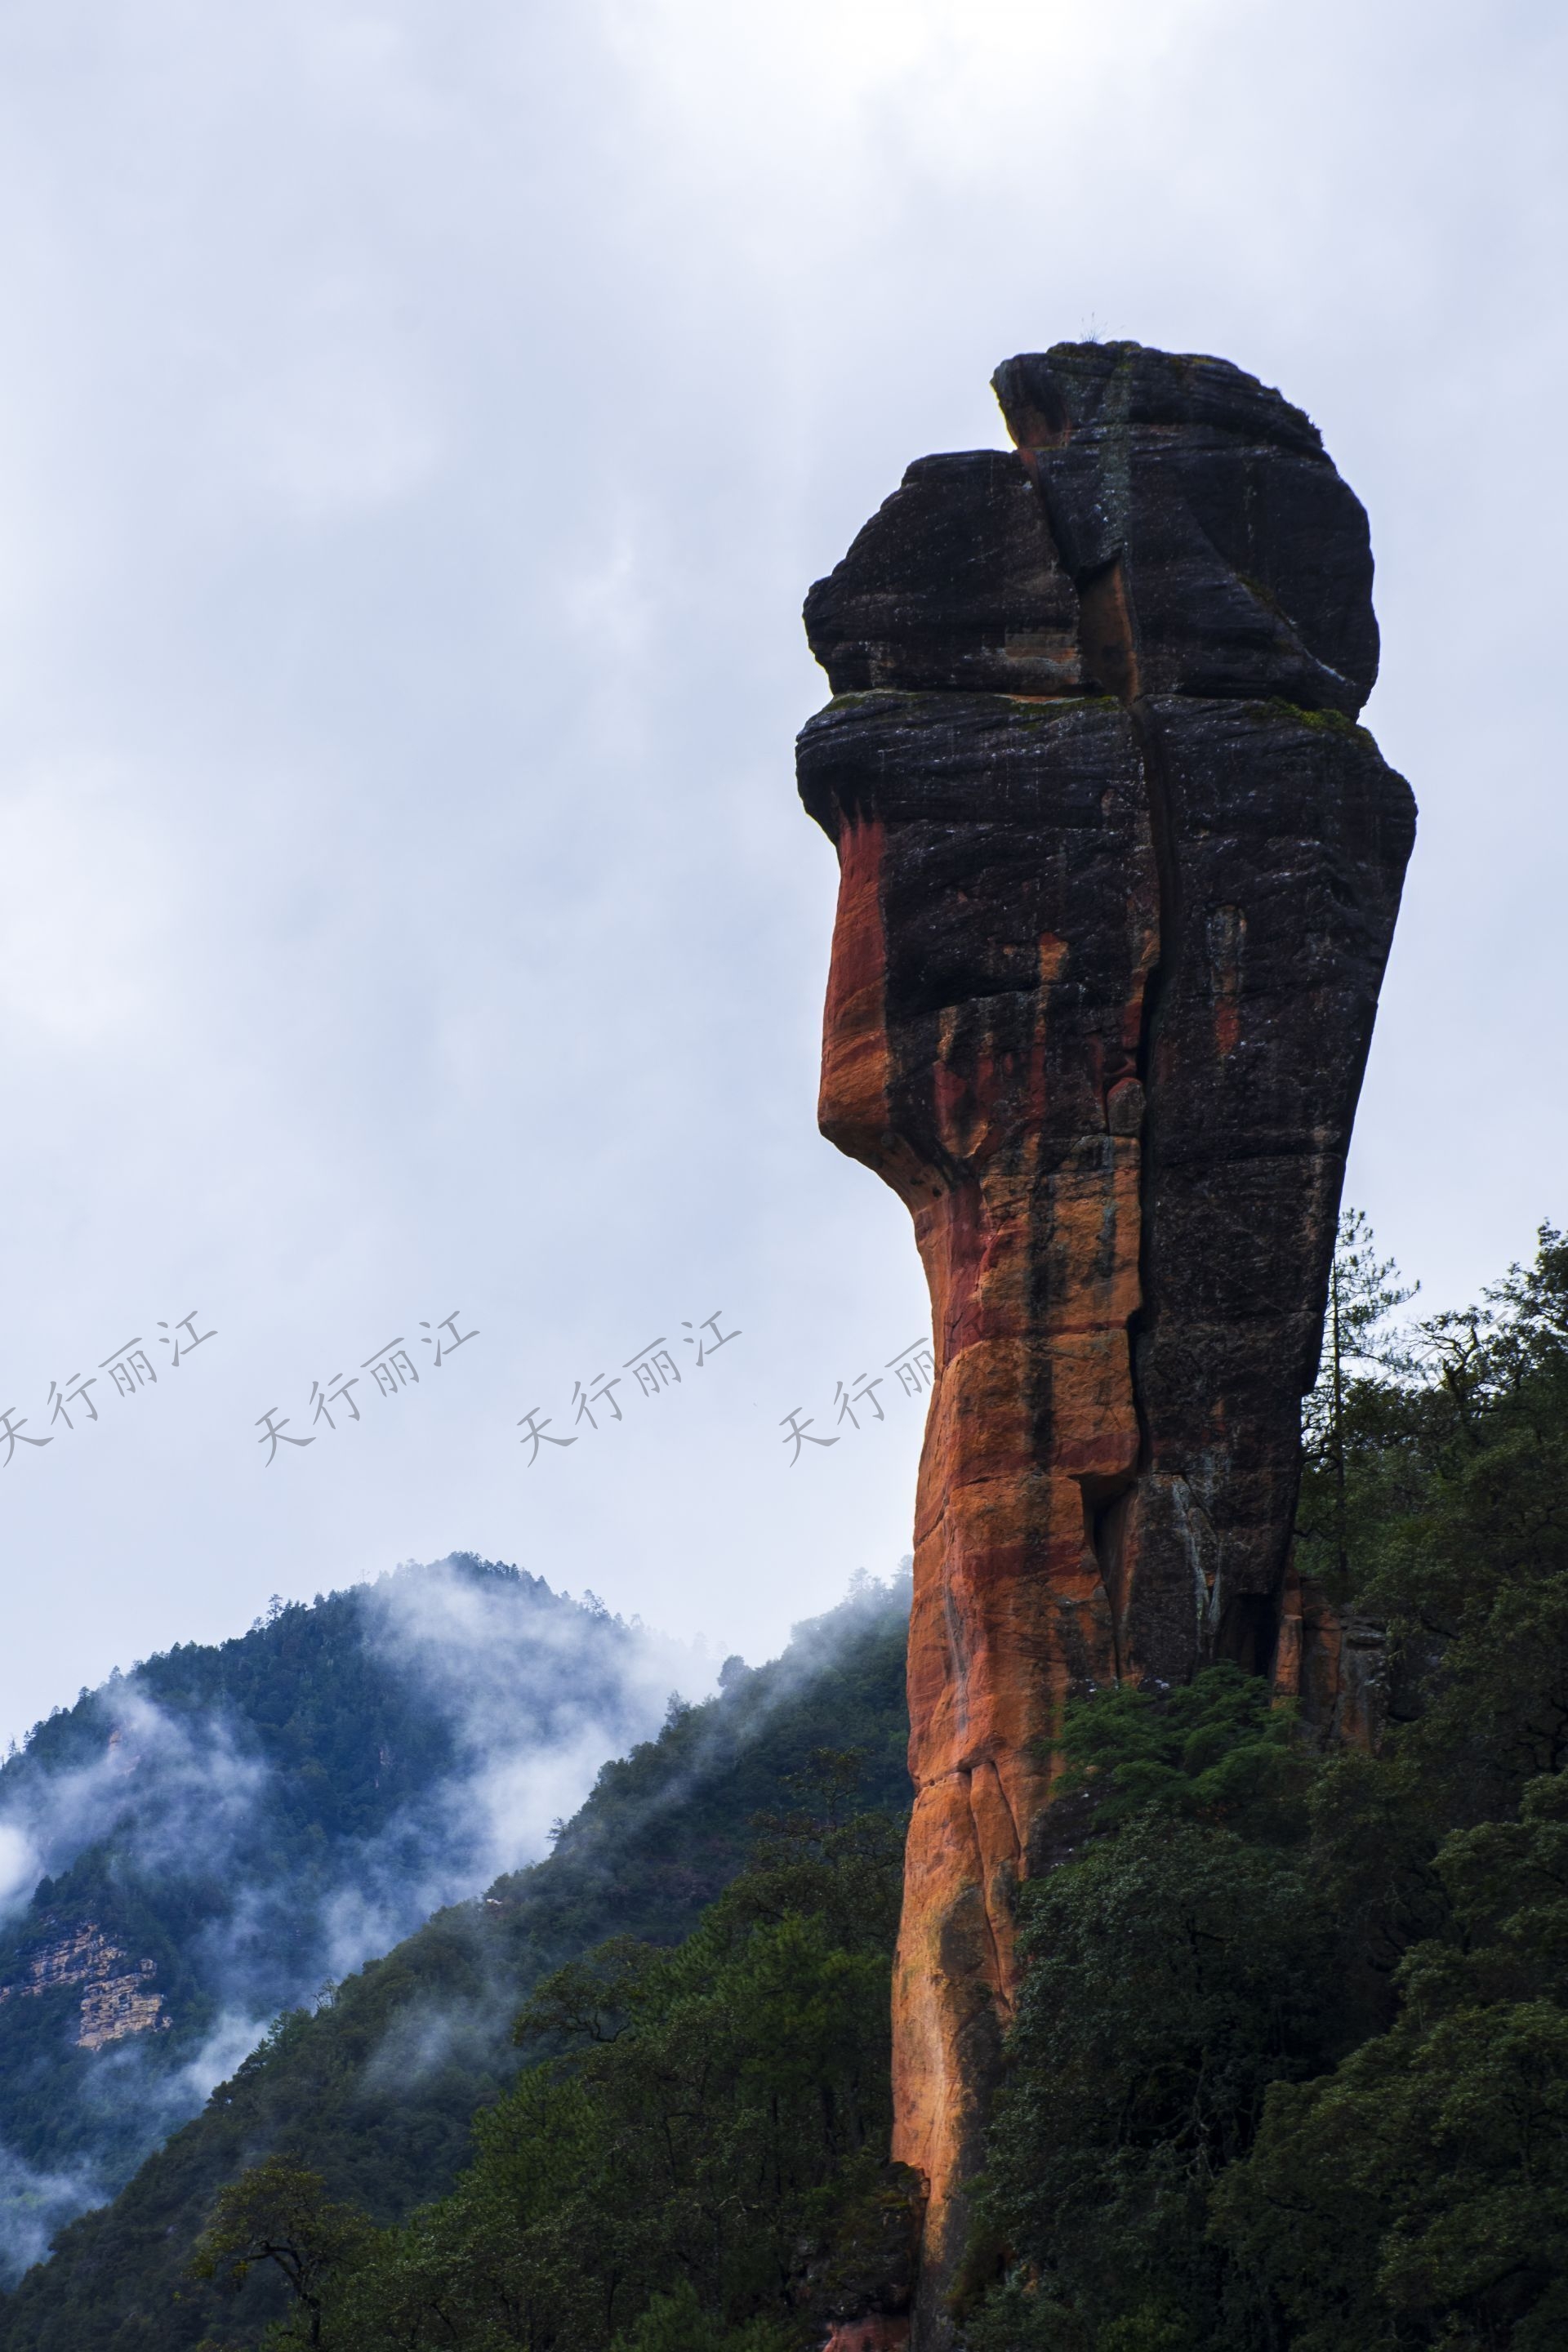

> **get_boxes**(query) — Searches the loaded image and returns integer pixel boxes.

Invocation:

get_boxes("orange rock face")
[797,343,1415,2344]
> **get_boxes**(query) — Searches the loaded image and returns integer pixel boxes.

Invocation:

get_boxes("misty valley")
[0,1557,918,2349]
[0,1557,719,2283]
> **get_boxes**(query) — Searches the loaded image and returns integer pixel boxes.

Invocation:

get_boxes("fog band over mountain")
[0,1556,709,2278]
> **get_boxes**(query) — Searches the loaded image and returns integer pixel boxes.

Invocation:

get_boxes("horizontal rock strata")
[0,1922,168,2050]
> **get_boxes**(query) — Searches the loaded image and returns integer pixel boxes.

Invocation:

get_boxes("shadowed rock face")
[796,341,1415,2345]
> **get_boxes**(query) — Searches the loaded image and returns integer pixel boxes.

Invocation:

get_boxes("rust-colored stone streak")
[801,690,1157,2299]
[798,343,1415,2344]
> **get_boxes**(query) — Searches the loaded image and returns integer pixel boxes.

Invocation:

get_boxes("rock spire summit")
[798,339,1415,2345]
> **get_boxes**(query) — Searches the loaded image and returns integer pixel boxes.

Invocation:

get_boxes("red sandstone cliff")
[797,341,1415,2345]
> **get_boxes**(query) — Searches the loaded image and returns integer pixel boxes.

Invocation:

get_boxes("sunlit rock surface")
[798,340,1415,2343]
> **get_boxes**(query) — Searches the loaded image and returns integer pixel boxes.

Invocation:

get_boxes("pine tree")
[1303,1208,1415,1585]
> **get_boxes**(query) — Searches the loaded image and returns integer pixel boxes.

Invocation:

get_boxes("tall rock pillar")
[796,343,1415,2343]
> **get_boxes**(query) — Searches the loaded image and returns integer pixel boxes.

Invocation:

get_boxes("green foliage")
[1211,1769,1568,2350]
[189,2157,372,2350]
[968,1695,1338,2349]
[314,1797,908,2349]
[28,1213,1568,2351]
[0,1557,643,2217]
[0,1579,911,2350]
[609,2278,794,2350]
[1053,1663,1309,1838]
[969,1218,1568,2352]
[1298,1205,1415,1595]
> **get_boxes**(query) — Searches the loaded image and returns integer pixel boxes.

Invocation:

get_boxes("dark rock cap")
[807,339,1378,718]
[992,341,1326,456]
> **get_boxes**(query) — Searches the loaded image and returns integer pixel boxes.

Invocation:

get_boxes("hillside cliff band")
[0,1922,167,2050]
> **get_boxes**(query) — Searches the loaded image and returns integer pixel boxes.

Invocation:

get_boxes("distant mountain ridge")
[0,1556,699,2278]
[0,1574,912,2350]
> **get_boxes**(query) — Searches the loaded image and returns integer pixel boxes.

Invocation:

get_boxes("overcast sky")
[0,0,1562,1745]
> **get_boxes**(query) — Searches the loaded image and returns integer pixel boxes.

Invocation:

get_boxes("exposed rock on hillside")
[0,1582,912,2352]
[0,1925,167,2051]
[799,339,1415,2342]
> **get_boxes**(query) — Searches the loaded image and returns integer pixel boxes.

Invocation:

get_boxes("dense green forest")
[11,1217,1568,2350]
[0,1556,684,2261]
[959,1218,1568,2351]
[0,1581,912,2350]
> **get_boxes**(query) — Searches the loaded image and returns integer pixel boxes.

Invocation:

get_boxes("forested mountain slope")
[0,1556,697,2275]
[0,1578,911,2351]
[211,1222,1568,2352]
[956,1224,1568,2351]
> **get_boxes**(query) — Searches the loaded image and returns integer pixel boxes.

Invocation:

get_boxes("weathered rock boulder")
[797,341,1415,2345]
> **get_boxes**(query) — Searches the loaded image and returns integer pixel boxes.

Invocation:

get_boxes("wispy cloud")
[0,1557,710,2278]
[0,1684,268,1932]
[0,2143,103,2279]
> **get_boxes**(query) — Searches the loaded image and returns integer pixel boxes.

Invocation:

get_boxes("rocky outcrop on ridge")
[797,340,1416,2344]
[0,1922,167,2051]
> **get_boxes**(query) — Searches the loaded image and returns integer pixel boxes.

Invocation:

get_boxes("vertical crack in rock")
[1120,700,1176,1675]
[799,341,1415,2345]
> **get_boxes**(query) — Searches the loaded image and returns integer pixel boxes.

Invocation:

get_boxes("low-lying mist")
[0,1554,710,2278]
